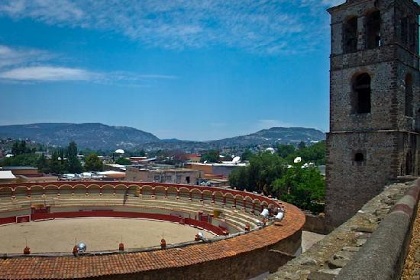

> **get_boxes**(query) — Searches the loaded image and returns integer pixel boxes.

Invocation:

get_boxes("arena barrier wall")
[0,216,16,225]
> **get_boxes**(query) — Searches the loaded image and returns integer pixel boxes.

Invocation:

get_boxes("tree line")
[1,140,103,174]
[229,141,326,213]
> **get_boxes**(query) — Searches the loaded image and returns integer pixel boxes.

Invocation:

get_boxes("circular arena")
[0,182,305,280]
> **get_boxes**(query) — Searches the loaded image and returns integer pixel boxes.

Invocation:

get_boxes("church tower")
[326,0,420,228]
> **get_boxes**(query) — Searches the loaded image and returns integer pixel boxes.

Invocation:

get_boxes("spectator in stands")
[275,205,285,221]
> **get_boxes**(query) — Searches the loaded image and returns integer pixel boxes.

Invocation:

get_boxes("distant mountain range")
[0,123,158,150]
[0,123,325,151]
[210,127,325,147]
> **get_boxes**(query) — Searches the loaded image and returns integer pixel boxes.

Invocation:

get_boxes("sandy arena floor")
[0,217,214,254]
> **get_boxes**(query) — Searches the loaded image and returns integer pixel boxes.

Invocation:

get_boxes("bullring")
[0,182,305,279]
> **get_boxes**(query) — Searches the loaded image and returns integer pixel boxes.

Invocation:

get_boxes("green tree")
[37,153,50,174]
[229,152,286,194]
[66,141,82,173]
[11,141,20,155]
[250,152,287,194]
[298,141,306,150]
[1,153,39,167]
[277,141,326,165]
[50,150,65,174]
[241,149,253,161]
[84,153,103,171]
[277,144,296,159]
[1,139,37,167]
[115,157,132,165]
[200,150,220,163]
[299,141,326,165]
[11,140,33,156]
[136,149,146,157]
[229,166,249,190]
[273,161,325,213]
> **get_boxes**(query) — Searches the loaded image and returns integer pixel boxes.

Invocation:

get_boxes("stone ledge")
[267,179,418,280]
[338,178,420,280]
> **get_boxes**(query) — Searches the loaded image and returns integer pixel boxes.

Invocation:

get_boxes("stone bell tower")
[326,0,420,228]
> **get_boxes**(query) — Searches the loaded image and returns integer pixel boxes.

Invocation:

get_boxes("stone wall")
[326,131,405,227]
[303,213,327,235]
[338,179,420,279]
[267,179,418,280]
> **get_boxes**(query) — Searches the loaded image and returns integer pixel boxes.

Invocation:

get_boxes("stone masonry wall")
[325,131,401,226]
[326,0,420,228]
[267,179,417,280]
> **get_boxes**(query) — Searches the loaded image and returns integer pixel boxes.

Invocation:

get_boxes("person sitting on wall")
[260,208,269,218]
[275,205,285,221]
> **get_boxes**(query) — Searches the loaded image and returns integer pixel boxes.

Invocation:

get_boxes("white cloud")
[4,0,420,55]
[0,45,98,82]
[0,0,84,22]
[0,44,177,83]
[0,45,52,69]
[0,0,344,55]
[0,0,25,15]
[0,66,98,81]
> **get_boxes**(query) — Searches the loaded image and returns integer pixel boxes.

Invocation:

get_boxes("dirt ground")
[0,217,213,254]
[0,218,324,255]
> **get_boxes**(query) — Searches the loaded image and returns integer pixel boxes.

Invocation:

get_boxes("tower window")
[352,73,371,114]
[405,74,413,117]
[366,11,381,49]
[343,16,358,53]
[354,153,364,162]
[353,152,366,166]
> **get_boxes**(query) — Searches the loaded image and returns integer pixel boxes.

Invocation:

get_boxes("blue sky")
[0,0,345,141]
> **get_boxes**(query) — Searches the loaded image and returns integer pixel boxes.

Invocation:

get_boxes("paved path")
[0,217,214,254]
